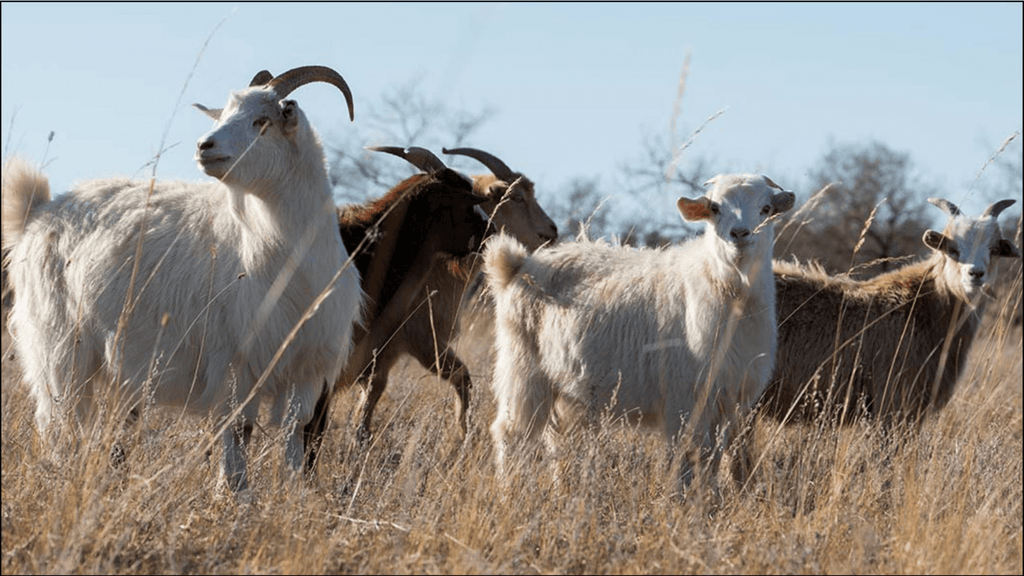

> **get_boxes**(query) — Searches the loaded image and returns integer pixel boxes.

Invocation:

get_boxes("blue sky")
[2,3,1021,226]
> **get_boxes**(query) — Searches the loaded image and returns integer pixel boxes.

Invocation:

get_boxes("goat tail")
[2,157,51,250]
[483,233,529,292]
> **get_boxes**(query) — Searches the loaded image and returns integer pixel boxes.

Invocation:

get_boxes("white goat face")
[923,199,1021,300]
[194,88,306,186]
[678,174,795,260]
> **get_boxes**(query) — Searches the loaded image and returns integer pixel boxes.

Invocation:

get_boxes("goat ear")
[771,191,796,215]
[677,197,713,222]
[923,230,953,253]
[466,190,489,206]
[994,238,1022,258]
[280,100,300,132]
[484,181,508,201]
[193,103,222,121]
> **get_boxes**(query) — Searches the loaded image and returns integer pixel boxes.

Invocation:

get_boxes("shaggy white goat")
[484,174,795,486]
[1,66,364,492]
[760,197,1020,429]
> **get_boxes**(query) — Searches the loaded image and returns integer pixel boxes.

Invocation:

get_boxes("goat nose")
[969,269,984,279]
[198,139,214,151]
[731,228,751,240]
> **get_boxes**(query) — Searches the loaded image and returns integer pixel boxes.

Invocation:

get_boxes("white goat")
[760,197,1020,429]
[483,174,795,486]
[1,66,364,492]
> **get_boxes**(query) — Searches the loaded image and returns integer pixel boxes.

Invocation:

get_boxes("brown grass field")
[1,248,1021,575]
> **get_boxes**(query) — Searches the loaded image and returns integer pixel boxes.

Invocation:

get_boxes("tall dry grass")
[1,262,1021,574]
[2,42,1020,572]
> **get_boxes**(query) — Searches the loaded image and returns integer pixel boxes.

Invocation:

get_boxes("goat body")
[301,149,489,468]
[2,66,363,492]
[340,147,560,444]
[484,174,795,484]
[760,197,1020,428]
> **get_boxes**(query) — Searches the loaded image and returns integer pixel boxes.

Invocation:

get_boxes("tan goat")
[759,197,1020,430]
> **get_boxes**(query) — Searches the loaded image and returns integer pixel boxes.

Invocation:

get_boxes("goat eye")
[948,246,960,257]
[253,117,269,128]
[710,203,720,215]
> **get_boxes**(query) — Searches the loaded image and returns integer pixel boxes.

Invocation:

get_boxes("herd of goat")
[1,65,1019,493]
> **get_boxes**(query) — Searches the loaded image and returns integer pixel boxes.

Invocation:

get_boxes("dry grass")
[1,276,1021,575]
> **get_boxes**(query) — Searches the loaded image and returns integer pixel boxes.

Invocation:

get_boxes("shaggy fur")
[1,69,363,492]
[484,174,795,485]
[759,198,1021,428]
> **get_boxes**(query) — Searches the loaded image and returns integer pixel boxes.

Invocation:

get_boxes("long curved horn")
[367,146,447,174]
[928,197,962,217]
[249,70,274,87]
[266,65,354,122]
[983,199,1016,219]
[442,147,516,182]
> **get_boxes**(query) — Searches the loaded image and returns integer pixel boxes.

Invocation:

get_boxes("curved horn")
[927,197,962,217]
[265,65,354,122]
[367,146,447,174]
[249,70,274,87]
[442,147,516,182]
[983,199,1016,219]
[762,175,785,191]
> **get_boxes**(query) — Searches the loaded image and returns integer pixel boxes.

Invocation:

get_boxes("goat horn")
[266,65,354,122]
[927,197,962,217]
[983,199,1016,219]
[367,146,447,174]
[249,70,274,87]
[442,147,516,182]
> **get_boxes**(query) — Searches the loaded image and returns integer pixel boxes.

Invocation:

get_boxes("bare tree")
[327,78,493,203]
[611,128,719,246]
[543,177,610,240]
[776,140,938,276]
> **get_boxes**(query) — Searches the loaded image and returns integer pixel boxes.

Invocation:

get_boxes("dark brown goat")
[303,147,489,471]
[347,147,561,447]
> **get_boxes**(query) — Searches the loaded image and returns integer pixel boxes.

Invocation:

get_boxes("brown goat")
[302,147,489,471]
[758,197,1020,430]
[347,147,560,444]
